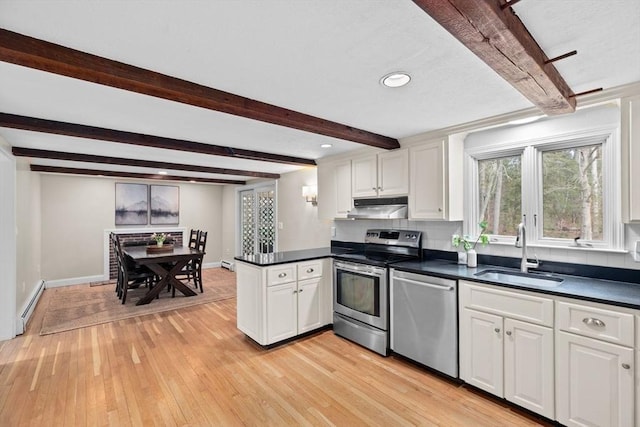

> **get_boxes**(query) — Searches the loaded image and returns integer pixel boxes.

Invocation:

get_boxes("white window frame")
[465,126,623,251]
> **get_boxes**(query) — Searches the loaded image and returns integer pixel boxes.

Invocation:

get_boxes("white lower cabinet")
[267,277,323,343]
[237,258,330,346]
[555,300,635,427]
[459,281,554,419]
[266,282,298,343]
[504,318,554,418]
[296,277,323,334]
[460,308,503,395]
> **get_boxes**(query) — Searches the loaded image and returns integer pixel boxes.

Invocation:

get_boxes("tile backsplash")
[333,220,640,271]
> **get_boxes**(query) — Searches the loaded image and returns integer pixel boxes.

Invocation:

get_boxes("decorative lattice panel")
[257,190,275,253]
[241,191,255,255]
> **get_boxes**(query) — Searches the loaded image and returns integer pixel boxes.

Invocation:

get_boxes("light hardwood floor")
[0,285,552,426]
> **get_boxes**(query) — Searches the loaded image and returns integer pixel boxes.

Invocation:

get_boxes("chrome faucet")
[515,222,539,273]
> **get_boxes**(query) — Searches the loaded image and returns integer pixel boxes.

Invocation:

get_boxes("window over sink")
[465,104,622,251]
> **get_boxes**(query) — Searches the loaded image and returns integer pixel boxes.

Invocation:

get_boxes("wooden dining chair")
[188,229,199,249]
[114,235,155,304]
[173,229,200,290]
[172,230,207,296]
[194,231,207,293]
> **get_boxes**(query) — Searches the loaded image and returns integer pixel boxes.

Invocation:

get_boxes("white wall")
[221,184,238,260]
[276,167,331,252]
[15,159,41,313]
[0,139,17,340]
[40,174,225,282]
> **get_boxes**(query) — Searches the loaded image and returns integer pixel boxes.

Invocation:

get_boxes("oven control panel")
[365,229,422,248]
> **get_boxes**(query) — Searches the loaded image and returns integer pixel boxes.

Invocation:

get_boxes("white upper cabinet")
[377,149,409,196]
[408,135,463,220]
[622,95,640,222]
[351,155,378,198]
[335,161,353,216]
[318,159,352,220]
[352,149,409,198]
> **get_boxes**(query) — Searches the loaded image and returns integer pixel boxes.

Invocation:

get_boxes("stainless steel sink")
[474,269,564,287]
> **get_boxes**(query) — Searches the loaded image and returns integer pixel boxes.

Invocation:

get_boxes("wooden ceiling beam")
[412,0,576,115]
[12,147,280,179]
[30,164,246,185]
[0,112,314,166]
[0,28,400,150]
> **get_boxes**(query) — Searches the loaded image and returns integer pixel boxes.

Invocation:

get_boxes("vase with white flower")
[151,232,169,248]
[452,221,489,268]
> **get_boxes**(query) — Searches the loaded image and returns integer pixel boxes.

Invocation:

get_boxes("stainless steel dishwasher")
[390,268,458,378]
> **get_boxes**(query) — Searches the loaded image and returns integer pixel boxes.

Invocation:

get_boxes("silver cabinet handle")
[494,328,501,333]
[306,268,314,273]
[372,187,377,191]
[378,186,382,191]
[293,290,297,294]
[583,317,605,327]
[506,331,512,336]
[622,363,631,370]
[299,288,303,293]
[278,272,287,278]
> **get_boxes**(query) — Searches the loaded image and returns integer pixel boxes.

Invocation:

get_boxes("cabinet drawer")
[297,260,323,280]
[557,301,634,347]
[460,281,553,326]
[267,264,297,286]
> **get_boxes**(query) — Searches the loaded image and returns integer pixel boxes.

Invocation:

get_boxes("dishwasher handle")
[393,276,454,291]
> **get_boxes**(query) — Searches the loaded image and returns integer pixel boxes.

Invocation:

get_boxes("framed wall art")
[150,184,180,225]
[115,183,148,225]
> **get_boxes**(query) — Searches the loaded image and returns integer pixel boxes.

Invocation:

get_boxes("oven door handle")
[393,277,454,291]
[335,262,385,276]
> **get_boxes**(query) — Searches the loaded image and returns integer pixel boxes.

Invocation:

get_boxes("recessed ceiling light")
[508,115,544,125]
[158,171,168,175]
[190,180,196,183]
[320,144,333,148]
[381,72,411,88]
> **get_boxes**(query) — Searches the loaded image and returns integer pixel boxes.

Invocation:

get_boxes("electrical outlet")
[278,222,284,230]
[634,241,640,262]
[331,226,336,237]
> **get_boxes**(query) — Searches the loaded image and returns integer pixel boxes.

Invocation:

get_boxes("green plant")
[151,232,168,243]
[452,221,489,251]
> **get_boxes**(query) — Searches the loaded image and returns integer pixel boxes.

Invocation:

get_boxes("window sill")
[485,240,628,254]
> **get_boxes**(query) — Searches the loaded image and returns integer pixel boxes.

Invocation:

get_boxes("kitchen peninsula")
[235,247,344,346]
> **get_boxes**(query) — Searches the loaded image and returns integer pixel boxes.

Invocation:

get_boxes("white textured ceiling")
[0,0,639,182]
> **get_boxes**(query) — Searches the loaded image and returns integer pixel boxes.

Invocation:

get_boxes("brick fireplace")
[104,227,186,280]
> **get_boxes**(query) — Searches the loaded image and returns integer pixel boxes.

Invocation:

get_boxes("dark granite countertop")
[391,259,640,310]
[234,247,353,267]
[235,244,640,310]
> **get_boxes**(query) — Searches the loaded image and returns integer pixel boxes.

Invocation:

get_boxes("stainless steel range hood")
[347,196,408,219]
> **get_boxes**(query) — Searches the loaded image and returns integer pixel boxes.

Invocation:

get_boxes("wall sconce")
[302,185,317,206]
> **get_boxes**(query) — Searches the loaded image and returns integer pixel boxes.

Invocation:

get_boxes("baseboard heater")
[221,260,235,272]
[17,280,45,335]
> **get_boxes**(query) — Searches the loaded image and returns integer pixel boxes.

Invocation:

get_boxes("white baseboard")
[16,279,45,335]
[203,262,221,269]
[45,274,105,288]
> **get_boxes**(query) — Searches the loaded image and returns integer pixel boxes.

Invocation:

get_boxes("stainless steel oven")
[332,229,421,356]
[334,261,387,330]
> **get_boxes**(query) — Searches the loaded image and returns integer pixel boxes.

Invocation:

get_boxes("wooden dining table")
[123,245,205,305]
